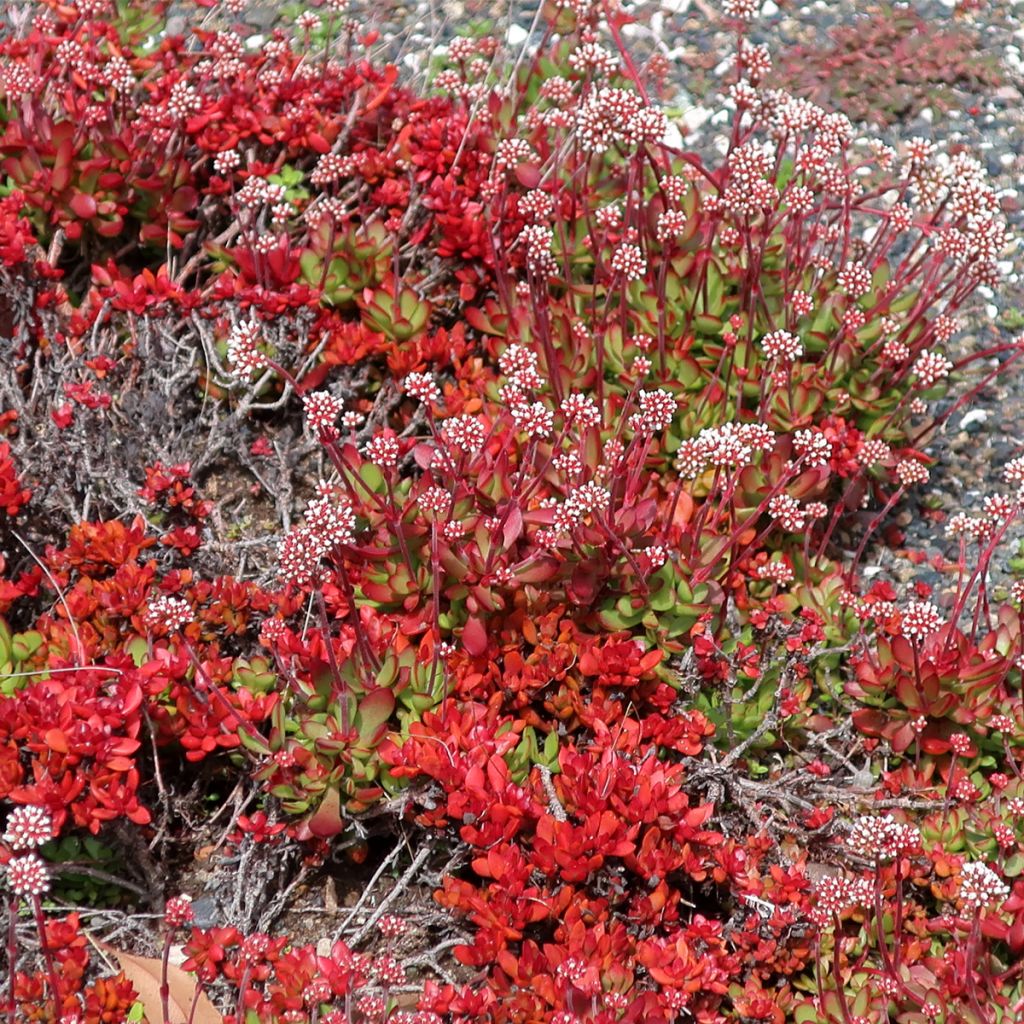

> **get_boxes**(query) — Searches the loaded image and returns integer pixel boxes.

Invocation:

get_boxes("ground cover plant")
[0,0,1023,1022]
[769,3,1002,127]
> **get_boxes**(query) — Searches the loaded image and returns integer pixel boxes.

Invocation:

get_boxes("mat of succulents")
[1,0,1023,1023]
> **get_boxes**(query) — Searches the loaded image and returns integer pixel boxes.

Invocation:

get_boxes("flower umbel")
[2,806,56,850]
[165,894,195,929]
[958,862,1009,913]
[6,853,50,897]
[144,596,193,633]
[226,319,269,379]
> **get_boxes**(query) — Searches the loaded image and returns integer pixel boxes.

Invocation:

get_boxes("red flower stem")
[429,521,446,723]
[911,642,924,773]
[234,963,253,1024]
[187,977,202,1024]
[872,871,919,1007]
[593,509,647,590]
[334,562,381,676]
[6,900,16,1024]
[815,477,864,564]
[830,917,857,1024]
[942,509,1016,656]
[964,911,991,1024]
[160,929,174,1024]
[383,475,416,579]
[531,275,565,407]
[315,588,351,736]
[691,461,803,585]
[30,895,62,1018]
[687,465,724,543]
[320,437,390,516]
[892,857,904,971]
[845,486,906,582]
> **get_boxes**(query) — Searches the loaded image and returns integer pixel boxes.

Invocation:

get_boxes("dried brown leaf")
[98,943,223,1024]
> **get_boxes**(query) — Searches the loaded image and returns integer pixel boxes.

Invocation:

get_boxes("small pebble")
[959,410,990,431]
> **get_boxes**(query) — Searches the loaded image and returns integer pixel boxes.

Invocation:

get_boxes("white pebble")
[959,410,989,430]
[683,106,714,134]
[663,121,685,148]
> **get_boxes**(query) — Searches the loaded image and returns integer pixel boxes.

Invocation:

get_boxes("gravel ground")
[648,0,1024,602]
[810,2,1024,600]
